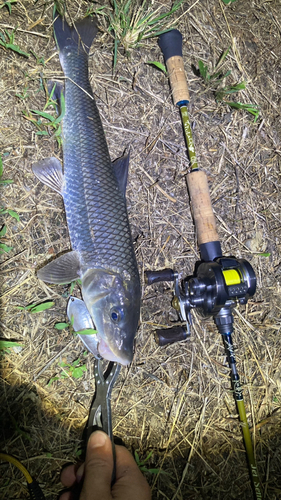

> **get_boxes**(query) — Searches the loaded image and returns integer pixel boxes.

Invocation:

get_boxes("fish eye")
[110,308,123,323]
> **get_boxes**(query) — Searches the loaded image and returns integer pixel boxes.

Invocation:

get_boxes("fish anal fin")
[112,154,130,196]
[37,251,80,284]
[32,157,64,195]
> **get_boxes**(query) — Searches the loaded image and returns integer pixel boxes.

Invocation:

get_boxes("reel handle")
[158,30,190,105]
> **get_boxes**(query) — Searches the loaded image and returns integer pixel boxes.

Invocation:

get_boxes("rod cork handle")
[158,30,190,105]
[186,171,219,245]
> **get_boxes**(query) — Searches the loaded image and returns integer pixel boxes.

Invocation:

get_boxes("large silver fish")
[32,14,140,365]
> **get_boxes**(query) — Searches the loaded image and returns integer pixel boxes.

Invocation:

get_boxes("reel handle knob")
[158,30,190,105]
[145,269,174,285]
[155,326,189,346]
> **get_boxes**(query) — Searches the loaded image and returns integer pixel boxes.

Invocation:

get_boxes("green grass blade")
[0,179,13,184]
[6,209,19,221]
[72,365,87,378]
[224,101,260,121]
[36,131,49,136]
[146,61,167,74]
[0,340,21,351]
[223,82,246,94]
[53,92,65,124]
[142,27,174,39]
[0,225,7,237]
[31,109,55,121]
[0,242,13,253]
[72,359,80,367]
[48,83,57,100]
[198,60,209,81]
[30,301,55,313]
[55,322,70,330]
[141,450,153,464]
[214,46,230,72]
[6,42,29,57]
[74,328,97,336]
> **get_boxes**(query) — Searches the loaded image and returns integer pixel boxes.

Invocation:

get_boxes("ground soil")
[1,1,281,499]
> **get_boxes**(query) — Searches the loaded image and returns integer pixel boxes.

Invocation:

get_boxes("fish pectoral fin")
[32,157,64,195]
[37,251,80,284]
[67,296,94,330]
[67,296,101,359]
[112,153,130,196]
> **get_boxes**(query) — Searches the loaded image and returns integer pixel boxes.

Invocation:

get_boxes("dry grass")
[1,0,281,499]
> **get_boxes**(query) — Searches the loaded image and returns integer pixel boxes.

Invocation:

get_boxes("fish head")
[81,269,140,365]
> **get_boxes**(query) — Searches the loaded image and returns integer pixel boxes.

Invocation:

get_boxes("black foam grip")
[27,480,46,500]
[145,269,174,285]
[158,29,183,61]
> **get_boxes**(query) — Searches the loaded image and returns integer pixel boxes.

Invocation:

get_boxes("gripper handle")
[158,30,190,105]
[186,170,219,246]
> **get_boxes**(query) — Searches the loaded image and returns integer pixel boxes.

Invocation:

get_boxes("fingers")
[59,492,72,500]
[61,464,79,487]
[59,432,151,500]
[79,431,113,500]
[113,445,151,500]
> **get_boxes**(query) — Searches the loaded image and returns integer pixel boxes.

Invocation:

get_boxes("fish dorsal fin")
[32,157,64,195]
[37,251,80,284]
[112,154,130,196]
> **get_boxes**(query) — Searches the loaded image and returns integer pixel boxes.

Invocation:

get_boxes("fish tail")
[54,11,98,55]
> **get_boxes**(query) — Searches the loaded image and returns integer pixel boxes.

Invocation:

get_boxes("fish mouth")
[98,338,133,366]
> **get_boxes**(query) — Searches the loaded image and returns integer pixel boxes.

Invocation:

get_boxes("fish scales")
[62,51,138,277]
[33,14,141,365]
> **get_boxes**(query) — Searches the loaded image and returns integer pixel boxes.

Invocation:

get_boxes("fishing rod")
[145,30,262,500]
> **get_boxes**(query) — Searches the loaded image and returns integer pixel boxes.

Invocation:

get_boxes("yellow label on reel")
[222,269,241,286]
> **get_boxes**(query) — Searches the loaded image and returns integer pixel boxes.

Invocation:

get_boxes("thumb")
[80,430,113,500]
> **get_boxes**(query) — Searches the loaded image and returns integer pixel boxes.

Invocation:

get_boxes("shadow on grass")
[1,354,281,500]
[0,365,83,499]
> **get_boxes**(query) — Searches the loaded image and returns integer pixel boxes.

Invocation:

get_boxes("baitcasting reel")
[145,255,256,346]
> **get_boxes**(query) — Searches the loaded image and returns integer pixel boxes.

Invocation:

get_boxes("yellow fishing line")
[0,452,33,484]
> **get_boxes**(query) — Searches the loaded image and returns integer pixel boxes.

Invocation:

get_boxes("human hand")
[59,430,151,500]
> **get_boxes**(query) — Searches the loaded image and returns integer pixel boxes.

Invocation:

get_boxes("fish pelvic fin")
[37,251,81,284]
[54,11,98,55]
[32,157,64,195]
[47,81,65,109]
[112,154,130,196]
